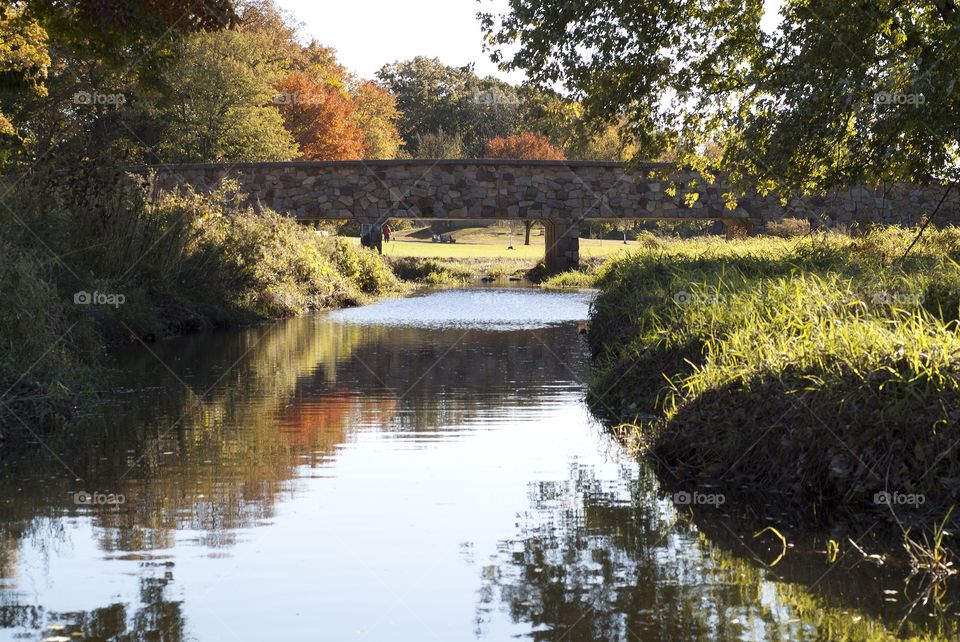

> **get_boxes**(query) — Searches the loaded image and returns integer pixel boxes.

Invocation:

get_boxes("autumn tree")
[274,72,366,160]
[0,6,50,166]
[486,132,565,160]
[352,81,403,159]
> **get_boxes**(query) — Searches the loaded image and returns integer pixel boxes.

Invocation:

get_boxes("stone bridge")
[134,160,959,271]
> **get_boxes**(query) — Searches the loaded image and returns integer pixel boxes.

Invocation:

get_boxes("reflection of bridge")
[135,160,959,271]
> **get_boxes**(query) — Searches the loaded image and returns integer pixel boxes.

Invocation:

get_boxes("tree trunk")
[524,220,536,245]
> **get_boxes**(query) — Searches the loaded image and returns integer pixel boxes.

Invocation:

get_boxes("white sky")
[273,0,524,83]
[273,0,784,84]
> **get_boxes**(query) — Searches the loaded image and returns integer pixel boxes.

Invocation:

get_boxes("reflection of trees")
[0,573,184,641]
[0,314,595,639]
[1,317,591,557]
[479,463,960,641]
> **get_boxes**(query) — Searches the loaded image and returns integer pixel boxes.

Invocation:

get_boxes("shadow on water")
[0,287,957,640]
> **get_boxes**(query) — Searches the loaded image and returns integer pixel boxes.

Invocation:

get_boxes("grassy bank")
[588,228,960,525]
[0,176,400,447]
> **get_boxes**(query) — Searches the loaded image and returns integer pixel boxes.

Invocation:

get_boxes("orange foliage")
[485,132,566,160]
[274,72,366,160]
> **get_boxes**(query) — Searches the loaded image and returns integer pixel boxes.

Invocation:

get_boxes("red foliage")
[485,132,566,160]
[274,72,367,160]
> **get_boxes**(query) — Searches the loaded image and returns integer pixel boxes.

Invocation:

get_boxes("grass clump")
[536,257,611,289]
[765,217,812,238]
[389,256,476,285]
[388,255,530,284]
[589,228,960,522]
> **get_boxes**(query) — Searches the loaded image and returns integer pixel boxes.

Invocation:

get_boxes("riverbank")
[0,177,401,450]
[587,229,960,529]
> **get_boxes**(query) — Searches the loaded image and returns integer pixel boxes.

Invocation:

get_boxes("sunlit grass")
[589,227,960,520]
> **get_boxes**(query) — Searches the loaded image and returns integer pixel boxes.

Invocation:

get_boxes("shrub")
[765,217,811,237]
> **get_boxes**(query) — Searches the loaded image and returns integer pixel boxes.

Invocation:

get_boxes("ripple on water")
[326,288,595,330]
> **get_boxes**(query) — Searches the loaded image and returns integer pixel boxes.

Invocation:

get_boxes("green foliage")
[0,237,95,437]
[483,1,960,191]
[589,229,960,517]
[413,128,465,159]
[146,30,299,162]
[330,238,400,295]
[388,257,474,285]
[0,176,401,437]
[377,56,523,157]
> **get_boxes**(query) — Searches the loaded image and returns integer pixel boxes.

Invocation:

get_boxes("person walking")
[383,224,392,242]
[370,224,384,254]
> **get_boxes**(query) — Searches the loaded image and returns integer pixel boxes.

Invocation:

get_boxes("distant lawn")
[346,225,635,260]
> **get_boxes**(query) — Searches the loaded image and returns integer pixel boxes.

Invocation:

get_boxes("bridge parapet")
[134,160,752,223]
[130,160,960,271]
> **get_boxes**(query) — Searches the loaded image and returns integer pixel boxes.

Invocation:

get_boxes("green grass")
[589,228,960,523]
[353,226,635,260]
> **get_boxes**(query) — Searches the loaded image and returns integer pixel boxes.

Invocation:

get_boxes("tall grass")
[0,176,400,444]
[589,228,960,521]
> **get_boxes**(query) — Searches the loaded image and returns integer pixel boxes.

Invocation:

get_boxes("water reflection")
[479,461,960,641]
[0,288,956,640]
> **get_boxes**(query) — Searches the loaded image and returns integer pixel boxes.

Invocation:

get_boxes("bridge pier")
[544,219,579,272]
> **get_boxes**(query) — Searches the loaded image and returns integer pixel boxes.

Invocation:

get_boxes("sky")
[273,0,524,83]
[274,0,784,85]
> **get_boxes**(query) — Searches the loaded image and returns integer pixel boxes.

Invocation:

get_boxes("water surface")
[0,287,956,641]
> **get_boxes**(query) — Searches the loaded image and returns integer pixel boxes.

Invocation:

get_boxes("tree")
[1,0,239,170]
[274,72,366,160]
[377,56,523,157]
[414,128,464,159]
[482,1,960,193]
[486,132,565,244]
[0,6,50,166]
[352,81,403,159]
[486,132,565,160]
[150,30,298,162]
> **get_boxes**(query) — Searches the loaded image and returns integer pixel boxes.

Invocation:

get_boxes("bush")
[765,217,811,238]
[0,238,95,441]
[388,256,474,285]
[330,238,400,295]
[0,176,401,441]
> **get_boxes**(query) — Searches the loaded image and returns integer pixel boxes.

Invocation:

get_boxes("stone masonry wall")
[130,160,959,227]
